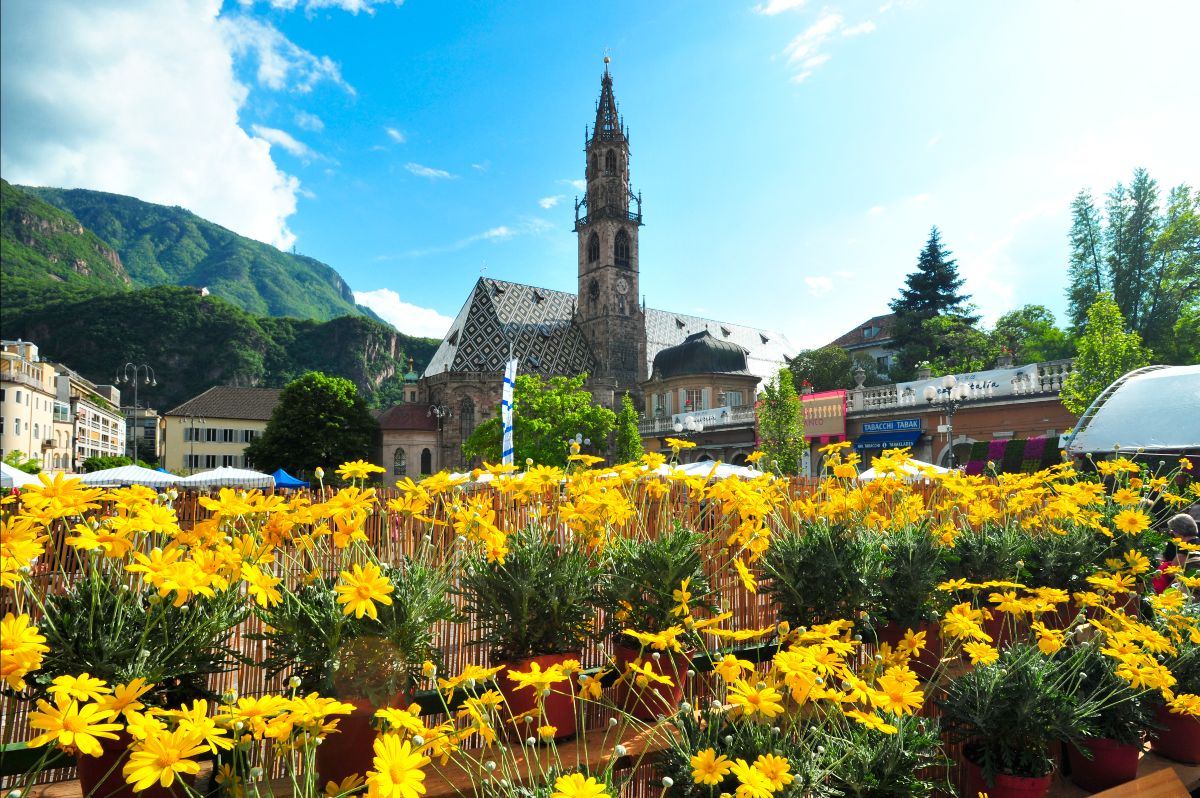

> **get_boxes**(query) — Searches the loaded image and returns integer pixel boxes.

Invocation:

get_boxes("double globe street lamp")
[923,374,970,469]
[115,363,156,465]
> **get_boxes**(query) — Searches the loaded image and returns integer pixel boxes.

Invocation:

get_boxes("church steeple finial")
[594,58,622,141]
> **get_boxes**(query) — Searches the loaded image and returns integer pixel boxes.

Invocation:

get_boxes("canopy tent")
[178,467,275,490]
[857,458,948,481]
[655,461,772,481]
[1,462,42,489]
[1066,365,1200,456]
[270,468,308,489]
[77,465,181,488]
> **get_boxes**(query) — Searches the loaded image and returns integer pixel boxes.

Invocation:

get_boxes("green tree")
[889,227,978,376]
[924,313,998,375]
[788,346,885,392]
[1060,294,1153,416]
[990,304,1072,365]
[613,393,644,463]
[461,373,616,468]
[1066,170,1199,360]
[757,366,806,476]
[245,372,378,478]
[3,450,42,474]
[81,455,132,473]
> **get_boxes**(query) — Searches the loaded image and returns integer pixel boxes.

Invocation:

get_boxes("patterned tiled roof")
[424,277,795,384]
[164,386,282,421]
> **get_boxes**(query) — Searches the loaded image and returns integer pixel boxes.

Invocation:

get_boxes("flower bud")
[526,737,536,746]
[485,761,496,772]
[608,717,618,728]
[661,777,674,787]
[615,744,627,756]
[315,467,325,479]
[412,735,424,746]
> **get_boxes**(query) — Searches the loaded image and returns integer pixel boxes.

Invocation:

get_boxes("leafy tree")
[990,305,1072,365]
[81,455,132,473]
[924,314,998,376]
[788,346,885,392]
[1060,294,1152,416]
[1066,170,1199,360]
[3,450,42,474]
[889,227,978,376]
[613,393,644,463]
[757,366,806,476]
[245,372,378,478]
[461,373,616,468]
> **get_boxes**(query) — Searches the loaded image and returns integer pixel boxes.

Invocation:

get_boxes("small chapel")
[380,62,795,474]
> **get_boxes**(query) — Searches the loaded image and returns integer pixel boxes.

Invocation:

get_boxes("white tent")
[178,467,275,490]
[656,461,772,481]
[77,465,180,488]
[0,462,43,489]
[857,459,948,481]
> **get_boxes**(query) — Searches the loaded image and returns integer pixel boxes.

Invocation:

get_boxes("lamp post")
[115,363,156,465]
[671,416,706,461]
[923,375,970,469]
[427,403,452,470]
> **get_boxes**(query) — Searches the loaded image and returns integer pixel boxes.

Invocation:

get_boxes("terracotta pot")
[1066,736,1140,792]
[962,745,1053,798]
[495,652,580,740]
[612,642,692,721]
[78,731,191,798]
[315,698,378,789]
[1150,704,1200,764]
[874,622,941,680]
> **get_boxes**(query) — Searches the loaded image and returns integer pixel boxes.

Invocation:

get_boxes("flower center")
[62,716,86,733]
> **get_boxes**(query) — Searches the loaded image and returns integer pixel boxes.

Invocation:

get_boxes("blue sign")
[862,418,921,433]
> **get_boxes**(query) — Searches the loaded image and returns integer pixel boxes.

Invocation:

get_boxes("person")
[1152,512,1200,594]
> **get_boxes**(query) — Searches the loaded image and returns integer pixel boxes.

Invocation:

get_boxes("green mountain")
[15,181,372,321]
[2,285,438,411]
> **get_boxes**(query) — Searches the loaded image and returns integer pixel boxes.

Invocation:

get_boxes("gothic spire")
[593,58,623,141]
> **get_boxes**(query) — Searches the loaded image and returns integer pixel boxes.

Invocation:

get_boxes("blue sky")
[2,1,1197,349]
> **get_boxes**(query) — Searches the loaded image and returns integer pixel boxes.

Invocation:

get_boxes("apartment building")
[162,386,281,473]
[0,340,63,469]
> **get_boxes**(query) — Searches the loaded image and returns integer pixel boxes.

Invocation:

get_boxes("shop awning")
[853,430,922,450]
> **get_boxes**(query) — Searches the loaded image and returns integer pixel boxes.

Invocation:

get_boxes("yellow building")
[162,386,281,474]
[1,340,62,470]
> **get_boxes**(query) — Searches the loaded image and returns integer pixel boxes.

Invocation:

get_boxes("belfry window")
[393,448,407,476]
[614,229,630,269]
[460,397,476,440]
[605,149,616,173]
[587,232,600,263]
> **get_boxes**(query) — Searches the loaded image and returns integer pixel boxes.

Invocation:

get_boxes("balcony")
[848,359,1076,415]
[573,193,643,230]
[638,405,757,436]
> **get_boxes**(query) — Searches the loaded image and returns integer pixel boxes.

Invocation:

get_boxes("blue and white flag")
[501,358,518,466]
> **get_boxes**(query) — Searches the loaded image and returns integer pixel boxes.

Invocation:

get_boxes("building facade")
[52,364,126,470]
[162,386,281,473]
[0,340,62,470]
[408,65,794,472]
[123,407,163,464]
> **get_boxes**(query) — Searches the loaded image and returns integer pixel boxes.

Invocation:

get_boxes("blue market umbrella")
[270,468,308,489]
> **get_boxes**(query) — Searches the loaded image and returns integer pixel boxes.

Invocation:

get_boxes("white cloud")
[783,13,843,63]
[386,127,406,144]
[220,15,354,95]
[753,0,807,15]
[251,124,317,160]
[789,70,815,84]
[842,21,876,37]
[380,218,553,259]
[482,226,512,239]
[0,0,303,249]
[244,0,406,14]
[538,195,563,209]
[405,162,455,180]
[804,276,834,296]
[927,134,941,148]
[353,288,454,338]
[471,162,489,172]
[867,205,885,217]
[802,54,831,69]
[563,179,587,191]
[909,192,932,204]
[295,110,324,131]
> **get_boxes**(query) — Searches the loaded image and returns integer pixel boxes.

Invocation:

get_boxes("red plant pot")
[495,652,580,740]
[78,731,191,798]
[1066,736,1140,792]
[315,699,378,789]
[962,746,1053,798]
[874,622,942,679]
[1150,704,1200,764]
[612,642,692,721]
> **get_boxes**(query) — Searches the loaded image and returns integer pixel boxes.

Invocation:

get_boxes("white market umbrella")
[178,466,275,490]
[857,459,948,481]
[77,465,181,488]
[654,461,772,481]
[1,461,43,489]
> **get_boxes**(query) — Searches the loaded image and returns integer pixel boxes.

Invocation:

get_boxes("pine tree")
[614,393,644,463]
[1066,189,1108,333]
[1060,294,1152,416]
[889,227,977,374]
[757,366,806,476]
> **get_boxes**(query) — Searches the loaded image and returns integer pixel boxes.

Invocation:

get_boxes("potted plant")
[1020,525,1105,627]
[760,522,885,632]
[943,523,1029,645]
[939,642,1106,798]
[870,525,949,677]
[457,524,606,738]
[1063,643,1155,792]
[1147,594,1200,763]
[603,523,714,719]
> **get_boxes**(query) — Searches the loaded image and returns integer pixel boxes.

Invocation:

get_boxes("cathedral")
[381,63,795,474]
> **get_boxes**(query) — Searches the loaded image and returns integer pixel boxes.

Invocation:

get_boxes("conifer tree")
[613,393,644,463]
[889,227,977,375]
[757,366,806,476]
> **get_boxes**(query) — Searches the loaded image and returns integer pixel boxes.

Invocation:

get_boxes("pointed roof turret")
[592,57,624,142]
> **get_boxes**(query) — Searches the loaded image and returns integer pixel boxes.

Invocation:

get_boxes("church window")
[589,153,597,179]
[421,448,432,474]
[460,397,475,440]
[588,279,599,302]
[393,448,407,476]
[587,233,599,263]
[605,149,616,173]
[614,229,630,269]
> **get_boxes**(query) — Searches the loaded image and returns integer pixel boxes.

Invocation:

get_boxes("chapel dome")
[651,330,752,379]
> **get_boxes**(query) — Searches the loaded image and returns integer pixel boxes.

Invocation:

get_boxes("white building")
[0,340,62,470]
[52,364,126,470]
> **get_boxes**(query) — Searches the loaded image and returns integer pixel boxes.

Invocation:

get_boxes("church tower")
[574,59,646,399]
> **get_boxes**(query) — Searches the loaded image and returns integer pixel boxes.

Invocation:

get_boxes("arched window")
[393,448,407,476]
[588,278,599,303]
[587,233,600,263]
[420,448,432,474]
[605,149,616,173]
[460,397,476,440]
[589,154,597,179]
[614,229,630,269]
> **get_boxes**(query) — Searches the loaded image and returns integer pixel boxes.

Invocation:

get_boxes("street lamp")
[115,363,156,465]
[427,403,452,469]
[923,375,971,469]
[671,416,705,461]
